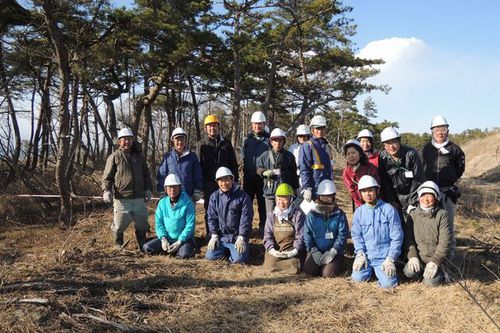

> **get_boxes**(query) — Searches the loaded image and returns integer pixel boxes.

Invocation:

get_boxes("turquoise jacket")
[155,191,195,243]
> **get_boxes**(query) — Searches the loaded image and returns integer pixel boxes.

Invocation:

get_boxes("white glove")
[407,257,422,273]
[169,240,182,253]
[303,188,312,202]
[382,257,396,277]
[161,237,170,252]
[192,190,203,202]
[353,251,368,271]
[269,248,286,258]
[145,190,152,202]
[235,235,246,254]
[423,262,439,280]
[207,234,219,251]
[263,170,274,178]
[310,247,323,266]
[286,248,299,258]
[320,247,337,265]
[406,204,417,214]
[103,190,113,203]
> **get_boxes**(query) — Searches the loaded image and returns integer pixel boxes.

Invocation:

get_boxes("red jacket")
[367,151,380,169]
[342,163,380,207]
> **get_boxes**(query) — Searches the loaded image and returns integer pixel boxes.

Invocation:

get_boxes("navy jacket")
[156,149,203,196]
[242,132,270,177]
[298,136,333,195]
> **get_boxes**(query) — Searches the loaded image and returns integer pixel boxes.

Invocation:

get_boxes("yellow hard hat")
[275,183,294,197]
[204,114,219,126]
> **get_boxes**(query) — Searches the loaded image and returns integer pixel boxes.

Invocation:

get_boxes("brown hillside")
[462,131,500,178]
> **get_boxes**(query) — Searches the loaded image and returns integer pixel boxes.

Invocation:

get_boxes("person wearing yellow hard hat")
[196,114,239,241]
[262,183,305,273]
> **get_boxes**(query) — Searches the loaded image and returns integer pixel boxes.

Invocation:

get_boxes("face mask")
[274,205,292,222]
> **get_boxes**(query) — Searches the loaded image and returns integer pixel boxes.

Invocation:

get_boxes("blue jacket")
[156,149,203,196]
[351,199,403,260]
[298,136,333,195]
[303,205,349,254]
[242,132,270,177]
[207,183,254,243]
[155,191,195,243]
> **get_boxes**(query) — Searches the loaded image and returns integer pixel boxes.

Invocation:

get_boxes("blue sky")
[347,0,500,133]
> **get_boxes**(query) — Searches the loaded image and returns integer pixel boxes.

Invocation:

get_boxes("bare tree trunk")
[231,11,242,148]
[187,75,201,141]
[86,90,113,157]
[103,95,118,139]
[43,0,73,226]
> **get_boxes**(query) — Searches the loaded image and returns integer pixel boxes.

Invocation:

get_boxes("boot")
[114,232,124,247]
[135,230,147,252]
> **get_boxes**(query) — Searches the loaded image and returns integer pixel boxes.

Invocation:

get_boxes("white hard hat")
[317,179,336,195]
[251,111,266,123]
[171,127,187,140]
[270,128,286,140]
[357,129,374,139]
[164,173,182,186]
[358,175,380,191]
[380,127,401,142]
[343,139,362,150]
[296,124,311,136]
[310,115,327,128]
[215,166,234,180]
[117,128,134,139]
[430,115,449,129]
[417,181,441,201]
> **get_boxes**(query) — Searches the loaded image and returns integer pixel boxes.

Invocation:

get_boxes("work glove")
[145,190,152,202]
[352,251,368,271]
[269,248,286,258]
[382,257,396,277]
[320,247,337,265]
[192,190,203,202]
[406,204,417,215]
[310,247,323,266]
[235,235,246,254]
[407,257,422,273]
[161,237,170,252]
[303,188,313,202]
[286,248,299,258]
[423,262,439,280]
[207,234,219,251]
[263,170,274,178]
[103,190,113,203]
[169,240,182,253]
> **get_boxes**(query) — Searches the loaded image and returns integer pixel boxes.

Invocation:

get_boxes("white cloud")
[357,37,430,67]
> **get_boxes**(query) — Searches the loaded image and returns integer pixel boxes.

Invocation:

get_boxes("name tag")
[405,171,413,178]
[273,169,281,176]
[325,232,334,239]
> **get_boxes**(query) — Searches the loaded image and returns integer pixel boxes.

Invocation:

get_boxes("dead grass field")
[0,140,499,332]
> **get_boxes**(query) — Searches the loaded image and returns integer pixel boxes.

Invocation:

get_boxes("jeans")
[143,238,195,258]
[351,257,398,288]
[403,261,446,286]
[205,239,249,264]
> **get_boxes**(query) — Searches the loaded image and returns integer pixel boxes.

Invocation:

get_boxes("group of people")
[101,112,465,288]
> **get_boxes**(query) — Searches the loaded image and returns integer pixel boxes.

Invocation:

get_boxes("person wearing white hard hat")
[142,174,196,258]
[403,181,453,286]
[298,115,334,203]
[303,179,349,277]
[205,167,254,264]
[421,115,465,256]
[357,128,380,168]
[289,124,311,182]
[378,126,424,218]
[262,183,306,274]
[242,111,270,234]
[256,128,300,222]
[157,127,203,202]
[102,128,153,251]
[196,114,239,241]
[341,139,380,211]
[351,175,403,288]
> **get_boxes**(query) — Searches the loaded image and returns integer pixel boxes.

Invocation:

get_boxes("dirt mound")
[462,131,500,178]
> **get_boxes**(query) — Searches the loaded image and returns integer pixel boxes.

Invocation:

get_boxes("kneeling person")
[262,183,305,273]
[143,174,195,258]
[351,176,403,288]
[205,167,253,264]
[404,181,452,286]
[303,179,349,277]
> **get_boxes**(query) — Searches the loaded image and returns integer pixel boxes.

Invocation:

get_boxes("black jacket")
[421,141,465,188]
[196,134,239,184]
[379,145,423,209]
